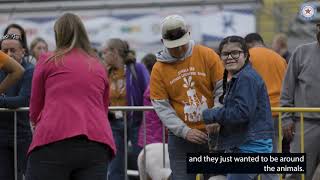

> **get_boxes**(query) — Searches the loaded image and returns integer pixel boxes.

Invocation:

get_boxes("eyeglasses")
[220,50,243,60]
[1,34,22,41]
[163,27,187,40]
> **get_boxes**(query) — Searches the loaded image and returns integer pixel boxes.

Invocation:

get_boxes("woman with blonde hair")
[25,13,116,180]
[103,38,149,179]
[30,37,48,62]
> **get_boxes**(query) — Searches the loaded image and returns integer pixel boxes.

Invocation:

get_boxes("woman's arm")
[0,67,33,108]
[0,53,24,93]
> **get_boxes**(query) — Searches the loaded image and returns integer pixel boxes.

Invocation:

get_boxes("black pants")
[0,133,32,180]
[25,136,112,180]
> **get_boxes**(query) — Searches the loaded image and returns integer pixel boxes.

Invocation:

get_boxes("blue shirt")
[239,139,273,153]
[0,59,34,135]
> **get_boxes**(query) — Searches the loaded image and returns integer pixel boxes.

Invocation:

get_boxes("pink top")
[29,49,116,156]
[138,86,167,147]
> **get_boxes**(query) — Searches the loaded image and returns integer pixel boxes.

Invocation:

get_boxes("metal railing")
[107,106,166,180]
[0,107,29,180]
[270,107,320,180]
[1,106,167,180]
[3,106,319,180]
[256,107,320,180]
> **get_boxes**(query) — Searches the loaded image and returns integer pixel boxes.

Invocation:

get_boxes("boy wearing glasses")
[0,34,34,180]
[150,14,224,180]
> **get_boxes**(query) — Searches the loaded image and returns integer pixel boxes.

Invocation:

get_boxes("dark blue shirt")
[0,59,34,135]
[203,64,274,150]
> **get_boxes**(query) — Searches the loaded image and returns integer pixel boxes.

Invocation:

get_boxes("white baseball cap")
[161,15,190,48]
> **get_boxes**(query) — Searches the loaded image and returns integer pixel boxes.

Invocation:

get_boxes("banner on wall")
[0,10,255,57]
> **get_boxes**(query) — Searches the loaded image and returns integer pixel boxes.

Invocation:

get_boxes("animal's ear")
[160,169,172,180]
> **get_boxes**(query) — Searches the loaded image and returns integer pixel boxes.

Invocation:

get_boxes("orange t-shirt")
[109,68,127,106]
[0,51,9,68]
[150,45,224,130]
[249,47,287,116]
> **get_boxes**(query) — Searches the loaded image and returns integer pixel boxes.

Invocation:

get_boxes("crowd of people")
[0,12,319,180]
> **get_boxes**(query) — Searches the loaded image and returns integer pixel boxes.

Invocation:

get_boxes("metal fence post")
[300,113,305,180]
[108,106,154,179]
[162,124,166,169]
[14,111,18,180]
[279,112,283,180]
[143,111,147,180]
[278,112,283,153]
[124,112,128,180]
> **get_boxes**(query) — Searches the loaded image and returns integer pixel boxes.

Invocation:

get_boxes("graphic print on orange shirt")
[182,75,208,122]
[109,67,127,106]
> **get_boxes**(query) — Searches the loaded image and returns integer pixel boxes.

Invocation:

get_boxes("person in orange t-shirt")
[150,15,223,180]
[0,50,24,93]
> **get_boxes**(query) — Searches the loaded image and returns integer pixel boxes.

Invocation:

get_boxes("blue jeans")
[227,141,272,180]
[226,147,258,180]
[168,132,212,180]
[25,136,111,180]
[0,132,31,180]
[107,118,142,180]
[258,117,280,180]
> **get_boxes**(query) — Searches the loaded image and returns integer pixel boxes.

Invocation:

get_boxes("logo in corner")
[300,3,317,21]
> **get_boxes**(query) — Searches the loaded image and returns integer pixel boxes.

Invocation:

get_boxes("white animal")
[137,143,171,180]
[208,175,227,180]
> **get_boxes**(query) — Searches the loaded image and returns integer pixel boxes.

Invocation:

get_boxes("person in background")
[281,23,320,180]
[3,24,36,64]
[138,53,167,148]
[150,14,223,180]
[103,38,149,180]
[25,13,116,180]
[30,37,48,62]
[0,33,33,180]
[244,33,287,153]
[244,33,287,180]
[271,33,291,63]
[202,35,274,180]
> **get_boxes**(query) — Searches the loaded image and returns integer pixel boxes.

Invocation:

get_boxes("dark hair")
[218,35,250,104]
[3,23,29,55]
[163,27,187,40]
[244,33,264,45]
[0,34,23,48]
[142,53,157,73]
